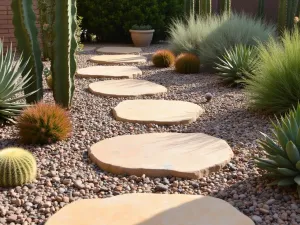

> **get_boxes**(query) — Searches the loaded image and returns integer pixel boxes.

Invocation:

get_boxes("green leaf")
[277,168,299,177]
[286,141,300,164]
[277,177,295,186]
[276,127,289,150]
[294,175,300,185]
[296,160,300,171]
[270,155,295,169]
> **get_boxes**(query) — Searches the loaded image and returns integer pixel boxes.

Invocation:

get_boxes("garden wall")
[0,0,39,48]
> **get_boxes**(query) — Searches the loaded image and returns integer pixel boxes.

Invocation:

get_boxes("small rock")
[33,196,43,205]
[74,180,84,189]
[204,93,213,102]
[155,184,168,192]
[252,215,262,223]
[7,214,17,223]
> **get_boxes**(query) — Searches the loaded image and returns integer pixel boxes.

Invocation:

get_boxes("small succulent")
[255,104,300,197]
[43,67,52,90]
[0,147,37,187]
[175,53,200,74]
[215,45,258,87]
[0,40,37,123]
[152,50,175,68]
[131,24,152,30]
[17,103,72,145]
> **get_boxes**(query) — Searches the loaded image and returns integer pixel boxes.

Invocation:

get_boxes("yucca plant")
[0,41,36,123]
[255,104,300,197]
[215,45,258,87]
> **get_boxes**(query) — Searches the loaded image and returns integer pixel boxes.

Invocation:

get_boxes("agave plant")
[255,104,300,196]
[215,45,258,86]
[0,41,36,123]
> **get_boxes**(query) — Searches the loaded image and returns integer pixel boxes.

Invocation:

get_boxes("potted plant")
[129,25,155,47]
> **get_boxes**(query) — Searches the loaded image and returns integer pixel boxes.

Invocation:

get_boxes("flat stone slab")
[89,55,147,64]
[96,46,142,54]
[76,66,142,79]
[113,100,204,125]
[89,133,233,178]
[45,194,254,225]
[89,79,167,97]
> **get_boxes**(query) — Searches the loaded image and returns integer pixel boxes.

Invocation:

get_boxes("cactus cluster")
[278,0,300,34]
[152,50,175,68]
[175,53,200,74]
[17,103,72,145]
[200,0,212,17]
[255,104,300,196]
[219,0,231,15]
[0,148,37,187]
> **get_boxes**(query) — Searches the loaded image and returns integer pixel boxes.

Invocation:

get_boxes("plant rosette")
[129,24,155,47]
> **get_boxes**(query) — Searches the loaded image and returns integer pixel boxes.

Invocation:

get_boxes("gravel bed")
[0,43,299,225]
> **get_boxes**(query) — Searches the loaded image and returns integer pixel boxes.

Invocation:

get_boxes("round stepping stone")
[45,194,254,225]
[76,66,142,79]
[89,79,167,97]
[96,46,142,54]
[113,100,204,125]
[89,133,233,179]
[89,55,147,64]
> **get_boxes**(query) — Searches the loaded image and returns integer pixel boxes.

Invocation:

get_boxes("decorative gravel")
[0,43,299,225]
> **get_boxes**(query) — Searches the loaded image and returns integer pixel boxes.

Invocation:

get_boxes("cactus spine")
[0,148,37,187]
[11,0,43,103]
[278,0,299,34]
[200,0,212,17]
[219,0,231,15]
[257,0,265,18]
[51,0,78,108]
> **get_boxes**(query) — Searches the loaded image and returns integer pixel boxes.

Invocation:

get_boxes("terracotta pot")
[129,29,155,47]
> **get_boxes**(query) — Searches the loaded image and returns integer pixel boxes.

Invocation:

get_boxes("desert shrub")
[169,13,275,66]
[175,53,200,74]
[255,104,300,197]
[77,0,184,42]
[215,45,258,86]
[152,50,175,67]
[0,41,36,123]
[17,103,72,145]
[0,147,37,187]
[246,30,300,114]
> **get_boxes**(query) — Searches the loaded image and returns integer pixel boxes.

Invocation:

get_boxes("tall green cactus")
[184,0,194,15]
[11,0,43,103]
[257,0,265,18]
[51,0,78,108]
[200,0,212,17]
[219,0,231,15]
[278,0,299,34]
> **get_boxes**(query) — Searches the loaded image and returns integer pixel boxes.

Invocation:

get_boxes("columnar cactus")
[200,0,212,17]
[11,0,44,103]
[51,0,78,108]
[219,0,231,15]
[278,0,299,34]
[0,148,37,187]
[257,0,265,18]
[184,0,193,15]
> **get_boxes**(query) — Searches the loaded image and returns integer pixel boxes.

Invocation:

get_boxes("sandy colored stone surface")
[89,79,167,97]
[113,100,204,125]
[89,55,147,64]
[96,46,142,54]
[45,194,254,225]
[89,133,233,178]
[76,66,142,78]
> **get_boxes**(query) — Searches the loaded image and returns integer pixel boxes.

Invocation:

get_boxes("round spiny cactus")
[17,103,72,145]
[175,53,200,74]
[0,147,37,187]
[152,49,175,68]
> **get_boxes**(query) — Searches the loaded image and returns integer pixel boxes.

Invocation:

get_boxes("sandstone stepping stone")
[76,66,142,79]
[89,55,147,64]
[45,194,254,225]
[89,79,167,97]
[96,46,142,54]
[89,133,233,179]
[113,100,203,125]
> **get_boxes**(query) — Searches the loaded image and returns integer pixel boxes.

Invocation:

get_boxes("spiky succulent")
[0,147,37,187]
[152,50,175,68]
[17,103,72,144]
[255,104,300,196]
[175,53,200,74]
[215,45,258,86]
[0,40,37,123]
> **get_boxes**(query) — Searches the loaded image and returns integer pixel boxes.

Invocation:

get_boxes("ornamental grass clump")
[152,50,175,68]
[0,147,37,187]
[215,45,258,86]
[246,30,300,114]
[255,104,300,196]
[175,53,200,74]
[168,13,275,66]
[17,103,72,145]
